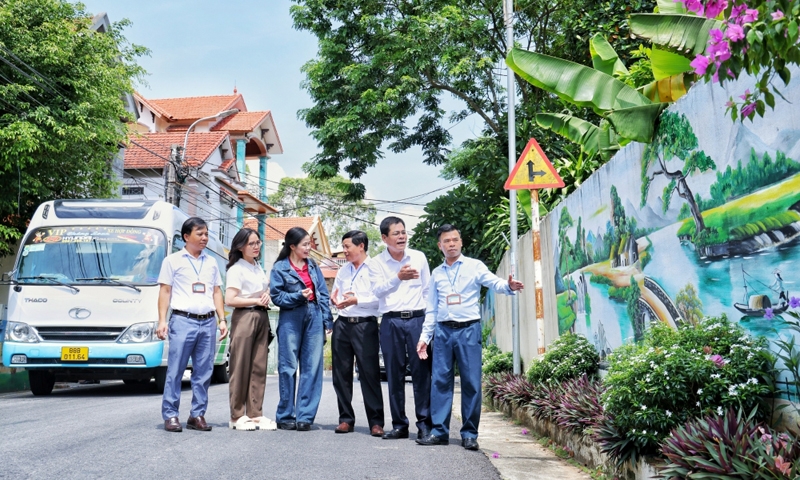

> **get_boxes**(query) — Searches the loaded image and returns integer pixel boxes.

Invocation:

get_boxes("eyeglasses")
[247,240,262,248]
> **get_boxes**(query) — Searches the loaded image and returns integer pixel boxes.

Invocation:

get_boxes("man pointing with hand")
[416,224,523,450]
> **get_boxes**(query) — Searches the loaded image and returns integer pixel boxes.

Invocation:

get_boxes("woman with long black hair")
[225,227,276,431]
[270,227,333,431]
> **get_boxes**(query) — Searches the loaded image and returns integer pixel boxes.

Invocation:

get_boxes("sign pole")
[530,189,546,355]
[504,0,520,375]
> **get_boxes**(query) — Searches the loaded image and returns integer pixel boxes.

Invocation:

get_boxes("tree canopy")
[0,0,146,255]
[268,175,382,255]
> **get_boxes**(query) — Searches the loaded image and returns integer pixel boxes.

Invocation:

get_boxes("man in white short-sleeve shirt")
[156,217,227,433]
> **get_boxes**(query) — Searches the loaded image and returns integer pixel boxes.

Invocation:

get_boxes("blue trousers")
[380,314,432,431]
[161,313,216,420]
[430,321,482,440]
[276,302,324,424]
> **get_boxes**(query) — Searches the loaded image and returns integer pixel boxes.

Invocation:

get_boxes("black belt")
[439,319,480,329]
[383,309,425,319]
[338,315,377,324]
[172,309,216,320]
[236,306,269,312]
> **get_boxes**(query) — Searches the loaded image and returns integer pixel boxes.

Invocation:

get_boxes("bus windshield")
[16,226,167,285]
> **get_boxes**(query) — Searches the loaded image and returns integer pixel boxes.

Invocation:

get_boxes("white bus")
[1,199,231,395]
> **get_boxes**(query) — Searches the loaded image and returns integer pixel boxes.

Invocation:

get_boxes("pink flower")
[521,428,529,435]
[772,10,785,21]
[710,354,727,367]
[690,55,711,75]
[725,100,735,108]
[726,23,745,41]
[742,8,759,23]
[739,89,751,100]
[492,452,500,459]
[709,28,724,43]
[730,3,747,22]
[742,102,757,117]
[775,456,791,475]
[705,0,728,18]
[684,0,704,15]
[709,40,732,62]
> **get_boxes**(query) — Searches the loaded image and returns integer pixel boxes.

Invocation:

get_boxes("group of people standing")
[156,215,522,451]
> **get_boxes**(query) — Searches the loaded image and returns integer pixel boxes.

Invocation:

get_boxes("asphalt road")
[0,374,501,480]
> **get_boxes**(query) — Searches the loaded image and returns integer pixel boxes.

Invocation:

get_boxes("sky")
[78,0,482,230]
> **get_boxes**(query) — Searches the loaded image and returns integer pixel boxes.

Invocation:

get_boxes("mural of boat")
[733,266,789,316]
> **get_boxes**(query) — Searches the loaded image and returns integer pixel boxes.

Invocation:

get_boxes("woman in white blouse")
[225,228,276,431]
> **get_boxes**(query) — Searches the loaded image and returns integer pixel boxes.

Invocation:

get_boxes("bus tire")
[29,371,55,396]
[153,367,168,393]
[212,360,230,384]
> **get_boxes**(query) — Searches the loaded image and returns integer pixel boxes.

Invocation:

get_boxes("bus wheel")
[153,367,168,393]
[29,371,55,396]
[212,358,230,384]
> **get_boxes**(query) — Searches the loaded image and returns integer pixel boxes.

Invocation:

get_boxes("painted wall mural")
[549,70,800,363]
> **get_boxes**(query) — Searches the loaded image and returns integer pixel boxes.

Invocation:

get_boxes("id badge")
[446,294,462,305]
[192,282,206,294]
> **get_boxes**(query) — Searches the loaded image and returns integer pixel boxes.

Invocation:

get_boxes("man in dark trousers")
[416,224,523,450]
[370,216,432,440]
[156,217,228,432]
[330,230,384,437]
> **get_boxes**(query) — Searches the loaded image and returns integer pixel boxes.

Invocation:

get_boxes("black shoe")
[277,421,297,431]
[296,422,312,431]
[462,438,479,450]
[382,428,409,439]
[417,426,431,440]
[416,433,449,446]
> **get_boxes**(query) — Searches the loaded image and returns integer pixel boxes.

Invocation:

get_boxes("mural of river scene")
[548,70,800,365]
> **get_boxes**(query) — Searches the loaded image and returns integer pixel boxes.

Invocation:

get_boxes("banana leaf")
[650,46,692,80]
[606,103,670,143]
[630,14,722,57]
[517,189,532,221]
[507,48,651,115]
[640,74,689,102]
[536,113,602,156]
[656,0,687,14]
[590,33,629,77]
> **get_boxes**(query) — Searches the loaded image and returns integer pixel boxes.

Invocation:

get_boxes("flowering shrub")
[680,0,800,122]
[660,407,800,479]
[526,333,599,384]
[599,315,773,461]
[482,344,513,375]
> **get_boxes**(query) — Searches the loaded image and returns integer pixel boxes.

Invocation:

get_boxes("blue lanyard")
[445,262,461,293]
[350,262,366,291]
[187,255,204,281]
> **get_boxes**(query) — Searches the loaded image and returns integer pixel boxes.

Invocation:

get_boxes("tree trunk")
[678,178,706,234]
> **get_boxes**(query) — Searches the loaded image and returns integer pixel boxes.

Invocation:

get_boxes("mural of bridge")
[640,276,682,328]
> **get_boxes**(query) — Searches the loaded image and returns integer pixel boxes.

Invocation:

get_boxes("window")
[219,219,228,245]
[122,186,145,196]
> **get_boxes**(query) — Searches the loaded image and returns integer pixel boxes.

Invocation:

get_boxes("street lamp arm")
[181,108,240,161]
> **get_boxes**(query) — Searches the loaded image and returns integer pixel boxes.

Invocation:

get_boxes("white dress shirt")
[420,255,514,344]
[332,257,379,318]
[226,258,269,299]
[157,248,222,314]
[370,247,430,314]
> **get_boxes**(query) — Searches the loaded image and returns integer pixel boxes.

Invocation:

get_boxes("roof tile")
[145,94,242,122]
[212,111,270,133]
[264,217,315,241]
[125,131,228,169]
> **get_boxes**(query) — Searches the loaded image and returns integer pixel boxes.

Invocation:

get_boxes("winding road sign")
[504,138,564,190]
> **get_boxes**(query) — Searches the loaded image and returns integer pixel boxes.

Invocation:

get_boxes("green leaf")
[589,33,629,77]
[650,46,692,80]
[535,113,604,156]
[630,14,723,57]
[517,189,532,220]
[606,103,670,142]
[639,74,688,102]
[656,0,687,14]
[507,48,651,115]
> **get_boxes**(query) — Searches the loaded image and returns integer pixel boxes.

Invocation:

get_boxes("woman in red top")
[269,227,333,431]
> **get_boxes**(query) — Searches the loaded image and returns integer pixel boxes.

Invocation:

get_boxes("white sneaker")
[251,416,278,431]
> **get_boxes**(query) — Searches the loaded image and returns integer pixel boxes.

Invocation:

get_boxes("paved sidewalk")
[452,382,591,480]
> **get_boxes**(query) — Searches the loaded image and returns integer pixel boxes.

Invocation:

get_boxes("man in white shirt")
[416,224,523,450]
[370,216,432,440]
[330,230,384,437]
[156,217,228,433]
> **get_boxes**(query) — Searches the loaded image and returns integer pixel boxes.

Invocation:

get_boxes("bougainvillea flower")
[742,8,759,23]
[740,89,751,100]
[492,452,500,459]
[521,428,528,435]
[726,23,745,41]
[772,10,785,21]
[690,55,711,75]
[705,0,728,18]
[709,28,724,43]
[730,3,747,22]
[709,354,727,367]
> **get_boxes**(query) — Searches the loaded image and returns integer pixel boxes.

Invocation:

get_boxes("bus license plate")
[61,347,88,361]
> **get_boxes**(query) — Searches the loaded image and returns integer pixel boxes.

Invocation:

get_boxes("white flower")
[748,378,758,385]
[631,429,636,433]
[728,386,738,396]
[717,406,723,416]
[711,374,721,379]
[696,401,701,407]
[642,430,647,435]
[666,410,672,418]
[697,388,703,395]
[641,405,647,411]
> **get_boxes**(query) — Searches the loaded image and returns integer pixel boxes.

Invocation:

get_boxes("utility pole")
[165,144,182,207]
[504,0,520,375]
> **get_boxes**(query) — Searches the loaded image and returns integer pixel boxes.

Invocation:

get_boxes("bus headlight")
[5,322,40,343]
[117,322,156,343]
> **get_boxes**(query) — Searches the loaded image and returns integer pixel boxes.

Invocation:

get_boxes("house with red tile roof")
[122,90,281,250]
